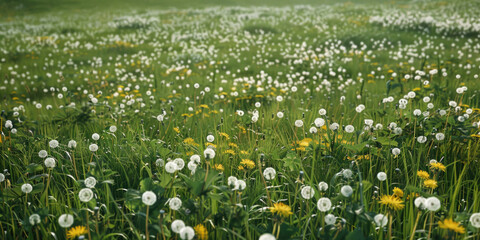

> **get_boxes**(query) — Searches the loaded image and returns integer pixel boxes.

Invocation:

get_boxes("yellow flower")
[430,162,446,172]
[417,170,430,180]
[240,150,249,155]
[438,218,465,234]
[66,226,88,239]
[214,164,224,171]
[224,149,235,155]
[199,104,209,109]
[240,159,255,169]
[393,187,404,198]
[270,202,293,218]
[378,195,404,211]
[173,127,180,134]
[228,143,238,148]
[219,132,230,140]
[194,224,208,240]
[423,179,438,189]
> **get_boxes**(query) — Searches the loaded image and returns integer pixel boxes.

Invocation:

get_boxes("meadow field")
[1,0,480,239]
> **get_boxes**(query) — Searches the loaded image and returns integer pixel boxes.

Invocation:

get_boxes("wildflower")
[378,195,404,210]
[89,144,98,152]
[314,118,325,127]
[470,213,480,228]
[425,197,441,211]
[92,133,100,141]
[393,187,403,198]
[240,159,255,169]
[317,198,332,212]
[156,158,165,167]
[263,167,276,180]
[341,185,353,197]
[301,186,315,199]
[219,132,230,140]
[21,183,33,194]
[318,182,328,191]
[179,226,195,240]
[438,218,465,234]
[142,191,157,206]
[44,157,56,168]
[165,161,178,173]
[270,202,293,218]
[58,214,74,228]
[259,233,276,240]
[377,172,387,181]
[213,164,224,171]
[374,214,388,227]
[171,220,185,233]
[174,158,185,170]
[190,155,201,164]
[294,120,304,128]
[206,135,214,142]
[66,226,88,239]
[204,148,216,159]
[417,170,430,180]
[78,188,94,202]
[168,197,182,210]
[29,214,41,225]
[109,126,117,133]
[391,148,401,156]
[423,179,438,189]
[324,214,336,225]
[194,224,208,240]
[38,150,48,158]
[430,162,446,172]
[414,197,426,209]
[49,140,59,148]
[345,125,355,133]
[84,177,96,188]
[68,140,77,148]
[224,149,235,155]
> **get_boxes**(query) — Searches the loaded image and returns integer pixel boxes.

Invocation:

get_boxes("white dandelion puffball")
[156,158,165,167]
[92,133,100,141]
[187,161,197,171]
[44,157,56,168]
[190,155,201,164]
[84,177,97,188]
[228,176,238,187]
[377,172,387,181]
[318,181,328,191]
[49,140,59,149]
[174,158,185,170]
[21,183,33,194]
[179,226,195,240]
[294,120,304,128]
[29,214,41,225]
[325,214,336,225]
[157,115,164,122]
[109,126,117,133]
[259,233,276,240]
[301,186,315,199]
[165,161,178,173]
[374,214,388,227]
[0,173,4,182]
[414,197,426,210]
[263,167,276,180]
[171,220,185,233]
[345,125,355,133]
[413,109,422,116]
[68,140,77,148]
[470,213,480,228]
[391,148,401,156]
[255,102,261,108]
[236,180,246,191]
[89,143,98,152]
[79,188,94,202]
[309,127,318,134]
[435,133,445,141]
[204,148,215,159]
[355,104,365,113]
[341,185,353,197]
[142,191,157,206]
[169,197,182,211]
[206,135,215,142]
[276,112,284,118]
[417,136,427,143]
[58,214,74,228]
[317,198,332,212]
[314,118,325,127]
[276,96,283,102]
[425,197,441,211]
[318,108,327,115]
[329,123,339,131]
[38,150,48,158]
[342,169,353,179]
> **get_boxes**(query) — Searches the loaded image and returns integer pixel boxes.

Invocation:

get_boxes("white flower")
[228,176,238,187]
[345,125,355,133]
[236,180,246,191]
[187,161,197,171]
[314,118,325,127]
[342,169,353,179]
[171,220,185,233]
[391,148,401,156]
[318,182,328,191]
[377,172,387,181]
[470,213,480,228]
[439,110,447,116]
[417,136,427,143]
[309,127,318,134]
[21,183,33,194]
[341,185,353,197]
[301,186,315,199]
[317,198,332,212]
[79,188,94,202]
[276,96,283,102]
[58,214,74,228]
[68,140,77,148]
[49,140,59,149]
[169,197,182,210]
[174,158,185,170]
[142,191,157,206]
[89,144,98,152]
[156,158,165,167]
[190,155,201,164]
[407,91,416,98]
[318,109,327,115]
[425,197,441,211]
[294,120,304,128]
[204,148,215,159]
[38,150,48,158]
[414,197,426,210]
[109,126,117,133]
[179,226,195,240]
[259,233,276,240]
[5,120,13,129]
[165,161,178,173]
[355,104,365,113]
[44,157,56,168]
[84,177,97,188]
[324,214,336,225]
[92,133,100,141]
[413,109,421,116]
[157,115,164,122]
[329,123,339,131]
[206,135,215,142]
[29,214,41,225]
[263,167,276,180]
[0,173,4,182]
[374,214,388,227]
[276,112,284,118]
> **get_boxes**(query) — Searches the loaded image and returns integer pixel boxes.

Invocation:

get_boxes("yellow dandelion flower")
[214,164,224,171]
[228,143,238,148]
[393,187,404,198]
[224,149,235,155]
[378,195,404,211]
[240,159,255,169]
[199,104,209,109]
[417,170,430,180]
[240,150,249,155]
[438,218,465,234]
[183,138,195,144]
[238,165,245,171]
[173,127,180,134]
[270,202,293,218]
[66,226,88,239]
[423,179,438,189]
[194,224,208,240]
[430,162,446,172]
[219,132,230,140]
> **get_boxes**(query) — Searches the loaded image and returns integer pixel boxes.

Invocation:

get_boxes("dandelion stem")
[146,205,150,240]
